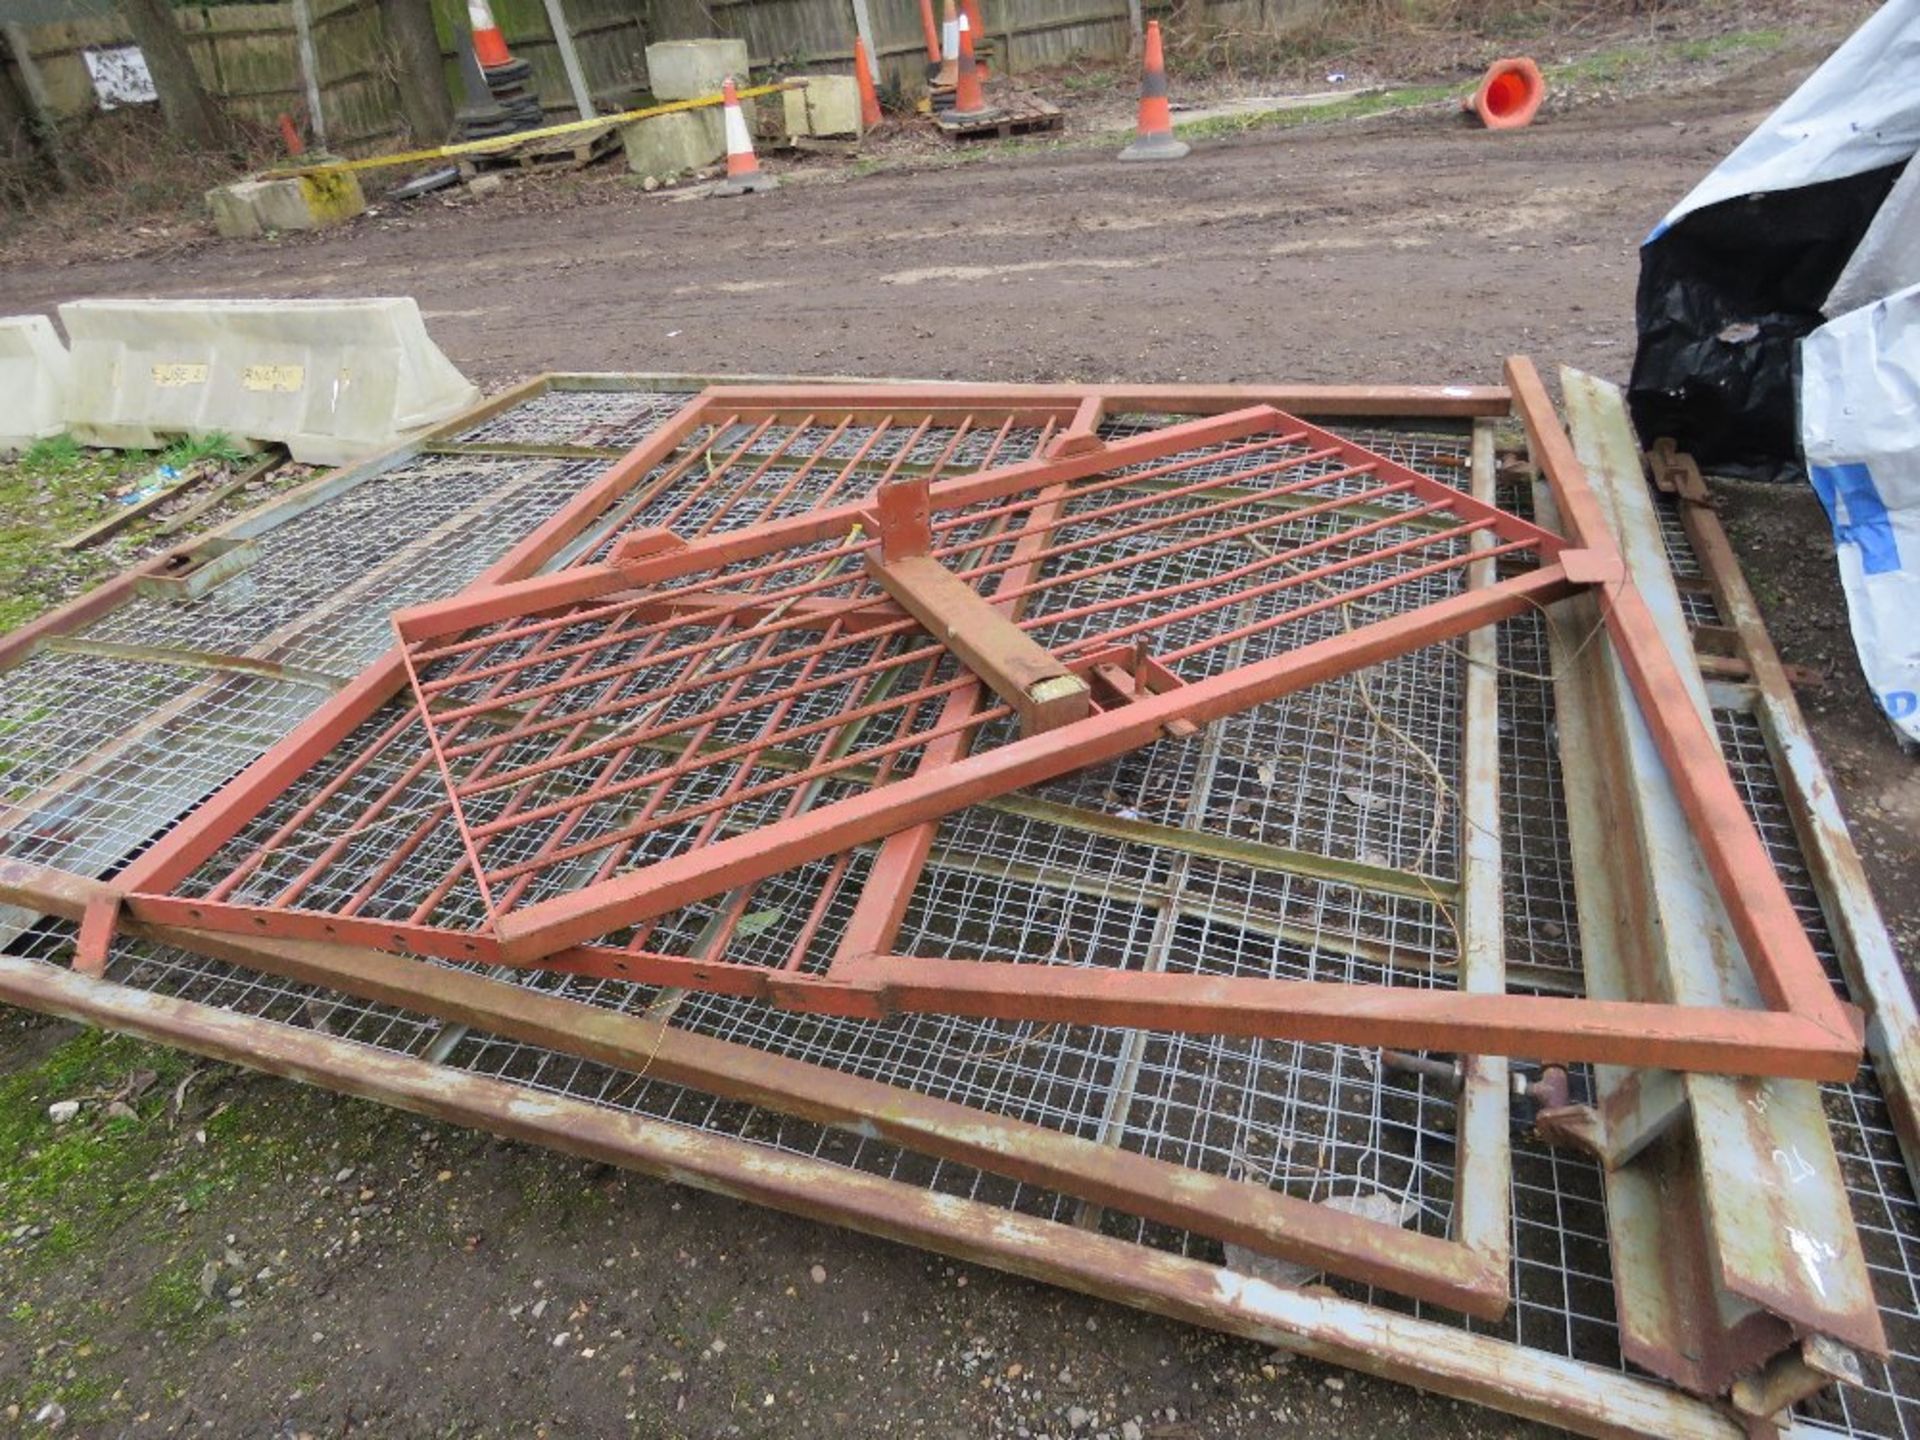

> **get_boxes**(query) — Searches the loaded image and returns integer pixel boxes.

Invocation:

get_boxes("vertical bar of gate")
[1452,417,1512,1264]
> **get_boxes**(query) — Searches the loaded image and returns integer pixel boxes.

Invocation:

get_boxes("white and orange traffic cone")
[466,0,514,69]
[950,21,998,122]
[1463,57,1545,130]
[960,0,988,77]
[713,76,777,196]
[1119,21,1187,161]
[855,38,883,131]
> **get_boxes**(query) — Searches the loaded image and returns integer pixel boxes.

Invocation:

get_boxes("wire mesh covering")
[0,379,1912,1436]
[176,404,1556,978]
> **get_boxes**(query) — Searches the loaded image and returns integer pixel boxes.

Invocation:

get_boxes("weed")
[159,431,254,469]
[142,1259,210,1328]
[21,434,81,471]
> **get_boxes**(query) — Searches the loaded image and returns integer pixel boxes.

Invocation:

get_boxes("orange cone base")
[1119,131,1188,162]
[714,172,779,197]
[1464,57,1544,130]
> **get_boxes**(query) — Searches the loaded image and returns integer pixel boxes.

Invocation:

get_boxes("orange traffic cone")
[465,0,514,69]
[918,0,941,71]
[855,37,883,131]
[1463,57,1544,130]
[934,0,959,89]
[714,77,776,196]
[960,0,988,77]
[1119,21,1187,161]
[951,21,998,122]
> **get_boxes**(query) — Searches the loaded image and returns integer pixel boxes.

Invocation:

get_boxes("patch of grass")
[1672,27,1784,62]
[141,1258,210,1328]
[0,443,148,632]
[158,430,254,470]
[1173,81,1459,141]
[21,434,81,471]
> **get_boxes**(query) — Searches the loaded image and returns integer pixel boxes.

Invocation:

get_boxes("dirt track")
[0,53,1814,390]
[2,33,1917,1440]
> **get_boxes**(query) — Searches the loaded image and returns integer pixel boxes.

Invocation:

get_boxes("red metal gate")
[92,378,1864,1082]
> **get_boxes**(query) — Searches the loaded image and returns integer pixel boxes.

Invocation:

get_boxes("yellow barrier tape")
[271,81,804,179]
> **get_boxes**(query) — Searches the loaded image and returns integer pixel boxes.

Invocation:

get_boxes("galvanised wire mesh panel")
[255,410,1552,973]
[0,653,318,945]
[108,402,1512,1276]
[74,455,608,679]
[4,380,1910,1432]
[454,389,698,447]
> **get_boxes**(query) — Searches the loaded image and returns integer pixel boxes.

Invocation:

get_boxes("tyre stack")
[480,58,544,134]
[455,36,544,141]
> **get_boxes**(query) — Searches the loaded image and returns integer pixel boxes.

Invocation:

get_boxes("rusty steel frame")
[0,947,1752,1440]
[78,377,1866,1083]
[2,372,1914,1439]
[1532,371,1885,1403]
[385,402,1564,956]
[0,382,1541,1316]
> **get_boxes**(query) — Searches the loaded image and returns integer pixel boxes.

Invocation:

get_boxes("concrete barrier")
[0,315,72,454]
[59,298,482,464]
[621,109,724,179]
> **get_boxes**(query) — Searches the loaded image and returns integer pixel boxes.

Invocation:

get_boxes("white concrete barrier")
[0,315,72,454]
[59,297,482,464]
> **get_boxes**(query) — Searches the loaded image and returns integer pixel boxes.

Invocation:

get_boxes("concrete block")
[621,108,724,178]
[206,167,367,240]
[207,182,267,240]
[60,297,481,465]
[782,75,863,138]
[0,315,72,454]
[646,39,749,100]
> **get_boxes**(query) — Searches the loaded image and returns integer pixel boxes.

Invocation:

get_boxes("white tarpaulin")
[1651,0,1920,240]
[1799,284,1920,745]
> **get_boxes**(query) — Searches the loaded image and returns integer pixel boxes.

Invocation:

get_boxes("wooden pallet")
[932,96,1063,143]
[459,122,621,177]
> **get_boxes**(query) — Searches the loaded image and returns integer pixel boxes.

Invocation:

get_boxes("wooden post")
[116,0,228,150]
[376,0,456,143]
[1,22,74,188]
[539,0,595,119]
[289,0,329,151]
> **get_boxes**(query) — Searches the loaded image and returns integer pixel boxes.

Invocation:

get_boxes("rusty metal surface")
[1546,372,1883,1392]
[87,380,1860,1082]
[0,948,1748,1440]
[0,379,1536,1319]
[1,373,1915,1438]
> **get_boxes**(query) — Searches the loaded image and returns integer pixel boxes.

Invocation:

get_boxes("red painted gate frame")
[87,369,1864,1082]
